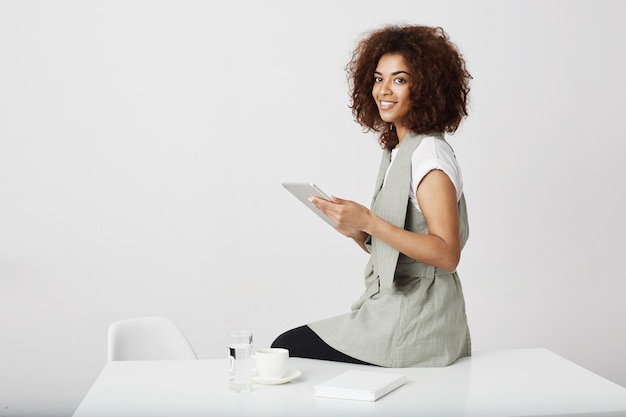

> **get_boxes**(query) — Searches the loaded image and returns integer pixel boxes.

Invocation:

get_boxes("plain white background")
[1,1,625,415]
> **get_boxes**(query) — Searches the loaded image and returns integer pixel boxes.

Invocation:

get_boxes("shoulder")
[413,135,457,164]
[410,134,463,197]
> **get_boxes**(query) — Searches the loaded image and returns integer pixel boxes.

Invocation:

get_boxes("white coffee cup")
[255,348,289,380]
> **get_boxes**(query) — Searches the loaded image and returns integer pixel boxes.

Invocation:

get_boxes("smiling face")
[372,53,412,139]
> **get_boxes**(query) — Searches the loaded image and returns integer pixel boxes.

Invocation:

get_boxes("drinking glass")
[227,330,253,393]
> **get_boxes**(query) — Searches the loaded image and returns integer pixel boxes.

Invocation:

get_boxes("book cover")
[313,370,406,402]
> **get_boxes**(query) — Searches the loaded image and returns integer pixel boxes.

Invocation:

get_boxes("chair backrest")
[107,316,198,361]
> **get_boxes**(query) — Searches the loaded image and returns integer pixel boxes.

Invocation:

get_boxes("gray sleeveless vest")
[309,132,471,367]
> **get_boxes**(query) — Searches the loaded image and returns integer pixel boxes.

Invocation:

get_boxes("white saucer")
[252,368,301,385]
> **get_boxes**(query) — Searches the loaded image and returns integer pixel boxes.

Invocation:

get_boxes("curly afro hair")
[347,25,471,149]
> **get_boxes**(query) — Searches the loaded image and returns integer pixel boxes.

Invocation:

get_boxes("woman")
[272,24,472,367]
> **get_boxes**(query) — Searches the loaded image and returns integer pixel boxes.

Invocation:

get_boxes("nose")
[380,79,392,95]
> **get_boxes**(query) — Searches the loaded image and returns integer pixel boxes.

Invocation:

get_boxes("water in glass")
[228,332,253,393]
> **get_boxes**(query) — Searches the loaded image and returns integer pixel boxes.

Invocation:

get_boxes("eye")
[374,76,383,83]
[394,77,407,84]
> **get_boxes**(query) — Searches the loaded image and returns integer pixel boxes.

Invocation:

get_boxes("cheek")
[400,92,412,109]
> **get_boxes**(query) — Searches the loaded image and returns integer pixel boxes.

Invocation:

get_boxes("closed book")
[314,370,406,402]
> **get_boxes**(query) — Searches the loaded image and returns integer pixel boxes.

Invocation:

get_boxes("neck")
[395,125,408,146]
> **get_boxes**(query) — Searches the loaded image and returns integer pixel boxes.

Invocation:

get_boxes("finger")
[308,196,324,206]
[309,196,332,212]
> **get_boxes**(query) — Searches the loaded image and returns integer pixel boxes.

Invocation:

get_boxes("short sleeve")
[409,136,463,212]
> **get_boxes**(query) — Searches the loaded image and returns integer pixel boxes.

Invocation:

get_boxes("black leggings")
[271,325,373,365]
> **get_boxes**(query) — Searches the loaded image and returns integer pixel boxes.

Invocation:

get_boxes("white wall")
[1,1,625,415]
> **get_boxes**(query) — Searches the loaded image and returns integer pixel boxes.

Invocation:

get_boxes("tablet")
[281,182,336,226]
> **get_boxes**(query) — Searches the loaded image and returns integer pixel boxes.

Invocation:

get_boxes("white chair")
[107,316,198,361]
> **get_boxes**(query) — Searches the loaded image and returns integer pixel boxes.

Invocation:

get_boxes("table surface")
[72,348,626,417]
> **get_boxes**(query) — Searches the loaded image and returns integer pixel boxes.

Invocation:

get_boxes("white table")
[72,348,626,417]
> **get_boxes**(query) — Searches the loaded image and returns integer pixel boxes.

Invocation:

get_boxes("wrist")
[363,211,380,236]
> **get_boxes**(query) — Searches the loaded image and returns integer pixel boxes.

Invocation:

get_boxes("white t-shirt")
[388,136,463,212]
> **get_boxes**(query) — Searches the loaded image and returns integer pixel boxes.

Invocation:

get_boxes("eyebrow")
[374,70,411,76]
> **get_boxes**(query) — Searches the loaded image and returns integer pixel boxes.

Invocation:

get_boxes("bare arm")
[310,169,460,271]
